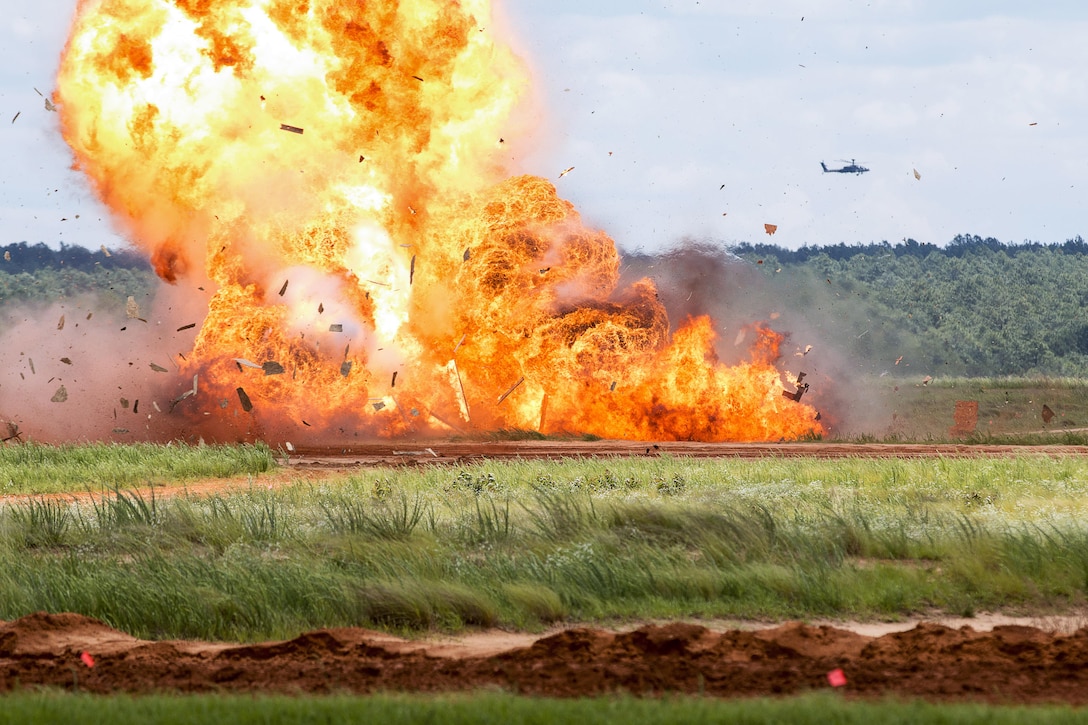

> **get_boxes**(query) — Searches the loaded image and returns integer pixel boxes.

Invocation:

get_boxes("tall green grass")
[0,692,1085,725]
[3,456,1088,640]
[0,442,276,494]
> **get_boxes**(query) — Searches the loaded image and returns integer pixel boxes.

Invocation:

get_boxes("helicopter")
[821,159,869,175]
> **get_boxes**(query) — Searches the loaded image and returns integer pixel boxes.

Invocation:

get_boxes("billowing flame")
[55,0,822,442]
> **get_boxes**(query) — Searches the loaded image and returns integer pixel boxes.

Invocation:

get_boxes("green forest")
[727,234,1088,377]
[3,235,1087,378]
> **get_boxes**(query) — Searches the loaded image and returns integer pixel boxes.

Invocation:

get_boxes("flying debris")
[913,168,921,180]
[278,280,289,296]
[176,323,196,331]
[149,362,169,372]
[279,123,304,134]
[409,254,416,285]
[764,223,778,236]
[558,166,575,178]
[821,160,869,175]
[57,315,65,330]
[125,296,140,319]
[236,387,254,411]
[262,361,285,375]
[11,111,20,124]
[497,376,525,404]
[51,386,69,403]
[1042,404,1055,424]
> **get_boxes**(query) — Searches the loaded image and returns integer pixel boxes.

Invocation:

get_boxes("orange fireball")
[55,0,822,442]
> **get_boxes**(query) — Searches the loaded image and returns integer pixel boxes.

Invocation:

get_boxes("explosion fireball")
[54,0,822,442]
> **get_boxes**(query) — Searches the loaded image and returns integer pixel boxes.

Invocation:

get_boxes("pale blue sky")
[2,1,1086,253]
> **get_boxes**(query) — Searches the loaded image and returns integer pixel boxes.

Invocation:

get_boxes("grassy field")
[0,442,275,495]
[870,376,1088,442]
[3,453,1088,639]
[1,691,1085,725]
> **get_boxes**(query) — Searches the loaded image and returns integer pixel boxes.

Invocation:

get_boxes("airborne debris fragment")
[80,652,95,668]
[149,363,168,372]
[236,387,253,412]
[3,251,8,261]
[125,296,140,319]
[44,97,56,112]
[11,111,20,124]
[922,375,932,386]
[340,361,352,377]
[318,303,324,314]
[827,668,847,688]
[497,377,525,404]
[463,248,471,262]
[2,421,22,443]
[764,223,778,235]
[51,386,68,403]
[372,401,386,411]
[783,374,809,402]
[278,280,289,296]
[411,75,423,82]
[176,323,196,331]
[558,166,575,178]
[610,381,617,392]
[262,361,285,375]
[1042,404,1055,424]
[60,357,72,365]
[391,371,397,387]
[913,168,921,180]
[795,344,813,357]
[279,123,304,134]
[410,254,416,285]
[100,245,111,257]
[329,324,343,332]
[57,315,65,330]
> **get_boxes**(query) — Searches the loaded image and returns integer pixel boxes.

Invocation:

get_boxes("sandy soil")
[5,612,1088,703]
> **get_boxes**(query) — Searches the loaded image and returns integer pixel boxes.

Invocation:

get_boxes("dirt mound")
[4,613,1088,702]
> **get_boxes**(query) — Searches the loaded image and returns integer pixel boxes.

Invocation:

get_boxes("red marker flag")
[827,668,846,687]
[80,651,95,668]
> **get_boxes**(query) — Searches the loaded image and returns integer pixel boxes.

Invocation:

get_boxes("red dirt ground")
[4,612,1088,703]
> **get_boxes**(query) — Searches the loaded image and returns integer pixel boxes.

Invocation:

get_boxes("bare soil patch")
[5,612,1088,703]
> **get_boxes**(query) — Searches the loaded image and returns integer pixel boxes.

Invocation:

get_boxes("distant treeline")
[726,235,1088,377]
[731,234,1088,264]
[0,242,154,307]
[0,242,150,274]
